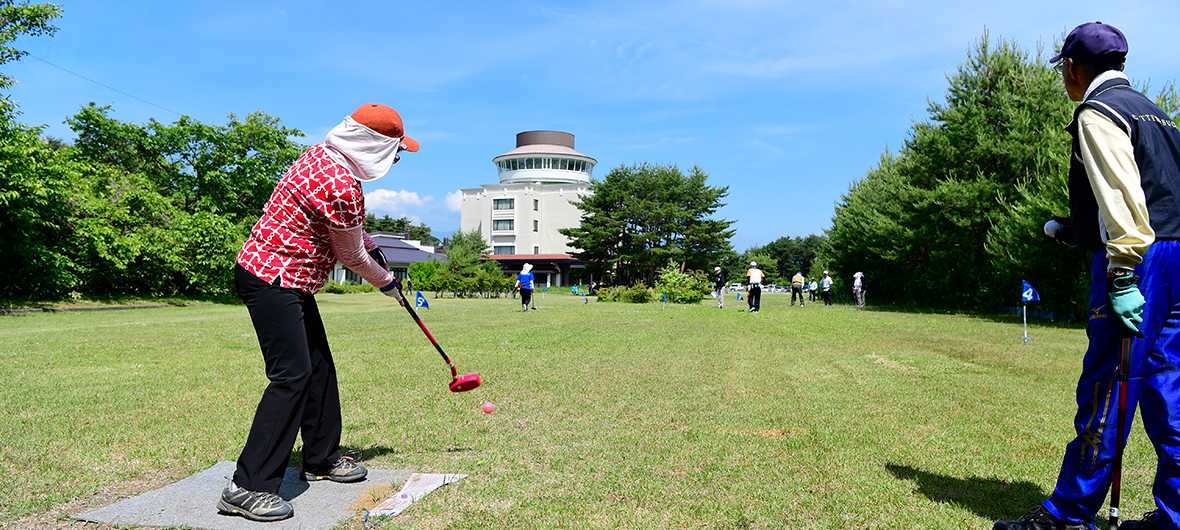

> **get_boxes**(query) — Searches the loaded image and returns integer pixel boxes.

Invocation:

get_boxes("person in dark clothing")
[994,22,1180,530]
[713,266,728,309]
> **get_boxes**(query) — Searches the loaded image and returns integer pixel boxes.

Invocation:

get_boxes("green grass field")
[0,292,1159,529]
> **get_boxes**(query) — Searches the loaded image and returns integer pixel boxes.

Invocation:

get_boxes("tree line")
[823,32,1179,312]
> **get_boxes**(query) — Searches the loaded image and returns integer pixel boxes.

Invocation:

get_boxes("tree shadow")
[344,445,403,462]
[861,304,1086,331]
[886,463,1048,521]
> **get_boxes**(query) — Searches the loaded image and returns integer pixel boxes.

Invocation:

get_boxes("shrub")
[321,280,376,294]
[622,283,655,303]
[654,262,709,304]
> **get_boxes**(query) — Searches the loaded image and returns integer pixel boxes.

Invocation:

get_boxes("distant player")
[515,263,535,312]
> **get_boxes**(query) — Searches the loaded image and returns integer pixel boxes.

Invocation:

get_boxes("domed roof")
[492,131,596,184]
[493,131,596,162]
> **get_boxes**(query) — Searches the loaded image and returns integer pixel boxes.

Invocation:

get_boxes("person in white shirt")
[745,262,764,312]
[820,271,833,306]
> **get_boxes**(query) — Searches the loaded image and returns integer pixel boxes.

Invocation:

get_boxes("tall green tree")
[0,1,72,299]
[68,104,305,223]
[826,32,1083,309]
[561,163,735,285]
[444,228,492,276]
[0,1,61,90]
[0,103,86,299]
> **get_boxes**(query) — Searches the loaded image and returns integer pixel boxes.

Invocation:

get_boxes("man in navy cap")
[995,21,1180,530]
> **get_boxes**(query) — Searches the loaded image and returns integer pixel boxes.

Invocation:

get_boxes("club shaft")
[398,286,458,379]
[1108,333,1132,530]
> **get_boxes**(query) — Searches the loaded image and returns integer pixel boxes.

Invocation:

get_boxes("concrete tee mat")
[74,461,414,530]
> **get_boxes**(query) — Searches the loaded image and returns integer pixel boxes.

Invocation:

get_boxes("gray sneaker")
[218,487,293,522]
[302,456,367,483]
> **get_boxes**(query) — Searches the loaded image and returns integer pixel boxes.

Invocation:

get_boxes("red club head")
[449,373,481,392]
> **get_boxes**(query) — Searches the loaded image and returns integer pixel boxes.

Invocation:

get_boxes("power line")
[29,55,184,117]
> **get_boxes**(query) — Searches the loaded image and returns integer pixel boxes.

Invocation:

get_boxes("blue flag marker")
[415,290,430,309]
[737,292,743,301]
[1021,280,1040,302]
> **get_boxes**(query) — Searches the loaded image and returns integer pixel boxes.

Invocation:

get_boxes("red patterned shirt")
[237,144,367,293]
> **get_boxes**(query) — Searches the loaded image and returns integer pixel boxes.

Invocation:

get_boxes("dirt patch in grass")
[719,428,810,439]
[6,469,179,530]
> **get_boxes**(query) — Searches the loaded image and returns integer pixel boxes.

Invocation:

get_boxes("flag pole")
[1022,302,1030,345]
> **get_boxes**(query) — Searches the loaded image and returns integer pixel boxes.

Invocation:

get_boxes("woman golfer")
[515,263,535,312]
[219,104,417,522]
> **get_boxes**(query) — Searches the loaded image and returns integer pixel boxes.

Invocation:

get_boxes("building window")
[493,198,514,210]
[533,219,538,232]
[533,246,540,254]
[533,198,539,211]
[494,246,515,255]
[493,219,514,231]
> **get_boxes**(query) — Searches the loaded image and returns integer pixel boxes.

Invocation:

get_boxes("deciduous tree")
[561,163,735,285]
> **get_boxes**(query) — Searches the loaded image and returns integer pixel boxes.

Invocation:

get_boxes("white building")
[460,131,595,287]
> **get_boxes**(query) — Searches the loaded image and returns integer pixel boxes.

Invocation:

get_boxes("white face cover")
[323,116,405,182]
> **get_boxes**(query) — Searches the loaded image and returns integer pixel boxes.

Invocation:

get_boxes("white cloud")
[445,190,463,212]
[365,189,433,217]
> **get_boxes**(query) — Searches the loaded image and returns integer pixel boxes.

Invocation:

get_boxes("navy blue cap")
[1050,21,1128,64]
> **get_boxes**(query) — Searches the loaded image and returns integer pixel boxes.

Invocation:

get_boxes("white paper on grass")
[369,473,468,517]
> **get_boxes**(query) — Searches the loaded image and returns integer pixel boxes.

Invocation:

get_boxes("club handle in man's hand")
[1107,272,1145,339]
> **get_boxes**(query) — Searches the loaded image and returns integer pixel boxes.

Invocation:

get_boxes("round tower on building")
[492,131,596,184]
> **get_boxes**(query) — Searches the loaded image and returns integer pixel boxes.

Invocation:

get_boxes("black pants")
[822,289,832,305]
[521,288,533,308]
[233,265,343,493]
[791,285,804,305]
[749,285,762,311]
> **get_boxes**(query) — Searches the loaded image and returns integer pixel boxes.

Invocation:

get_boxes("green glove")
[1107,272,1145,339]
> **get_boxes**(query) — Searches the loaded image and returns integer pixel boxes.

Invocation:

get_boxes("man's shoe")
[993,506,1088,530]
[302,455,367,483]
[1121,510,1162,530]
[218,487,293,522]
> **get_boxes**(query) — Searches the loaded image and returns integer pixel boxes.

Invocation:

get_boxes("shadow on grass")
[886,463,1047,521]
[289,444,476,469]
[857,303,1086,331]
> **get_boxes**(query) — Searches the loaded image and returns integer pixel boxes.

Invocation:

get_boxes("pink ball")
[482,402,495,414]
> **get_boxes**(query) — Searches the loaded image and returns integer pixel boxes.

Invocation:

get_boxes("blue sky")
[10,1,1180,250]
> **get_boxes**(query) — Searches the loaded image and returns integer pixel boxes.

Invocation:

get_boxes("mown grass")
[0,292,1158,529]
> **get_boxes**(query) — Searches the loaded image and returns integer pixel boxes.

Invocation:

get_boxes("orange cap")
[350,103,420,151]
